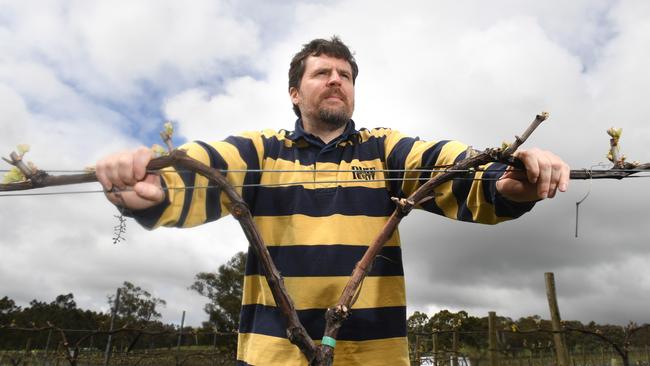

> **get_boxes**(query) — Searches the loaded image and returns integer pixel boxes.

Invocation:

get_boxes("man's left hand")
[495,148,570,202]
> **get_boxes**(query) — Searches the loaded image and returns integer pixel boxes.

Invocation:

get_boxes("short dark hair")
[288,36,358,117]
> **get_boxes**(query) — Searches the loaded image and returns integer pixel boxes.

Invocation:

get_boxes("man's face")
[290,54,355,130]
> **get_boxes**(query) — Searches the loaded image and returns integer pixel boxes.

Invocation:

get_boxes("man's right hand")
[95,147,165,210]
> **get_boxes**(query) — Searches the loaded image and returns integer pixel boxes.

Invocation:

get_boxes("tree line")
[2,251,648,362]
[406,309,650,364]
[0,252,245,353]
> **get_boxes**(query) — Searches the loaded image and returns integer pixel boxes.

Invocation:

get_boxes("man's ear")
[289,87,300,105]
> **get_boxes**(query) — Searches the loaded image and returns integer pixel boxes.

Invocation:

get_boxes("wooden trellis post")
[432,331,440,366]
[103,287,121,366]
[545,272,570,366]
[489,311,499,366]
[415,334,421,365]
[452,329,459,366]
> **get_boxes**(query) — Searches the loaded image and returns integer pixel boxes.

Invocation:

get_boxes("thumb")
[133,175,165,203]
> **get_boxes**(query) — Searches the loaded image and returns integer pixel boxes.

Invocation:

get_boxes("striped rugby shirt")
[133,120,534,365]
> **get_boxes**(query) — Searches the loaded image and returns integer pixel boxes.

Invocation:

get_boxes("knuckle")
[538,159,551,171]
[118,153,132,166]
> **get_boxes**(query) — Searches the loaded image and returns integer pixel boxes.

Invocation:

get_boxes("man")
[96,37,569,365]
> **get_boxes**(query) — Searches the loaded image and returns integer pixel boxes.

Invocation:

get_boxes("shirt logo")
[351,166,376,180]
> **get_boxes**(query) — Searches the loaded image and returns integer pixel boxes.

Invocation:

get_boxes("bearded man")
[96,36,569,365]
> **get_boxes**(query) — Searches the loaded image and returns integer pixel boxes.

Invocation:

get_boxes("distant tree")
[429,309,469,331]
[0,296,20,315]
[190,251,246,332]
[0,293,107,349]
[407,311,430,334]
[53,293,76,310]
[106,282,167,352]
[108,281,166,323]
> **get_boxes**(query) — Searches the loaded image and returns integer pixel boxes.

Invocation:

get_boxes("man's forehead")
[305,54,352,72]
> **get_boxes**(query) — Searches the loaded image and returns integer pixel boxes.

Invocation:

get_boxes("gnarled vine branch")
[2,113,650,365]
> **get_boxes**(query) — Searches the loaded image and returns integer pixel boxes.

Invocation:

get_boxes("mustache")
[322,88,346,101]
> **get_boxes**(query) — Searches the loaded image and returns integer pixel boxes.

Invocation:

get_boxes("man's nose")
[327,71,342,86]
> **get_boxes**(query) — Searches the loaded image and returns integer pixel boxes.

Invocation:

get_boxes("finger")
[101,153,126,190]
[547,162,561,198]
[516,150,540,184]
[133,179,165,203]
[117,152,136,187]
[95,159,112,191]
[133,147,153,181]
[559,161,570,192]
[536,155,552,199]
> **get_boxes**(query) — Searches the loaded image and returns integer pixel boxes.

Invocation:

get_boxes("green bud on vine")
[607,127,622,141]
[2,166,26,183]
[164,121,174,134]
[151,144,168,157]
[16,144,30,156]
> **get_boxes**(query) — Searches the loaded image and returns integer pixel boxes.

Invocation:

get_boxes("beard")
[318,106,350,131]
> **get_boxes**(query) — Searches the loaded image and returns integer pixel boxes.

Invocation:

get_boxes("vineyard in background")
[2,272,648,366]
[407,313,650,366]
[1,313,648,366]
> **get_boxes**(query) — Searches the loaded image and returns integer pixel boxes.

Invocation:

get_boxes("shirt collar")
[287,118,359,146]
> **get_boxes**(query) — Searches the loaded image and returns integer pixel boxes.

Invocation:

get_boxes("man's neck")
[301,117,348,144]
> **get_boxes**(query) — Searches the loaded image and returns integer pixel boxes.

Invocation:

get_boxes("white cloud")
[164,76,294,141]
[0,0,260,325]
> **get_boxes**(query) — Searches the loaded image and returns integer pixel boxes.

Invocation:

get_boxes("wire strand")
[0,176,489,197]
[2,173,650,197]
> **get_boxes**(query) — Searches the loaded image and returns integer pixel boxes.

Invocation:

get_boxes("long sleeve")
[129,131,268,229]
[380,129,534,224]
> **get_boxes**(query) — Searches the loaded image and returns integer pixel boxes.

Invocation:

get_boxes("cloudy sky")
[1,0,649,327]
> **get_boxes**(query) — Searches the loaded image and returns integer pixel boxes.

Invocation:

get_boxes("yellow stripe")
[432,141,468,219]
[242,275,406,309]
[242,129,277,169]
[210,141,248,216]
[254,214,400,247]
[237,332,409,366]
[467,163,510,224]
[157,170,186,227]
[401,140,429,195]
[155,138,252,227]
[259,157,387,189]
[359,127,405,160]
[381,129,406,160]
[179,143,210,227]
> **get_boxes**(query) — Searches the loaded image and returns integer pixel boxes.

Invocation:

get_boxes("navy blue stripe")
[417,143,458,217]
[239,304,406,341]
[261,134,386,165]
[195,141,225,222]
[386,137,418,197]
[175,167,196,228]
[224,136,261,206]
[449,150,475,222]
[482,163,505,205]
[413,141,449,215]
[252,186,394,217]
[245,245,404,277]
[484,163,535,218]
[417,140,449,187]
